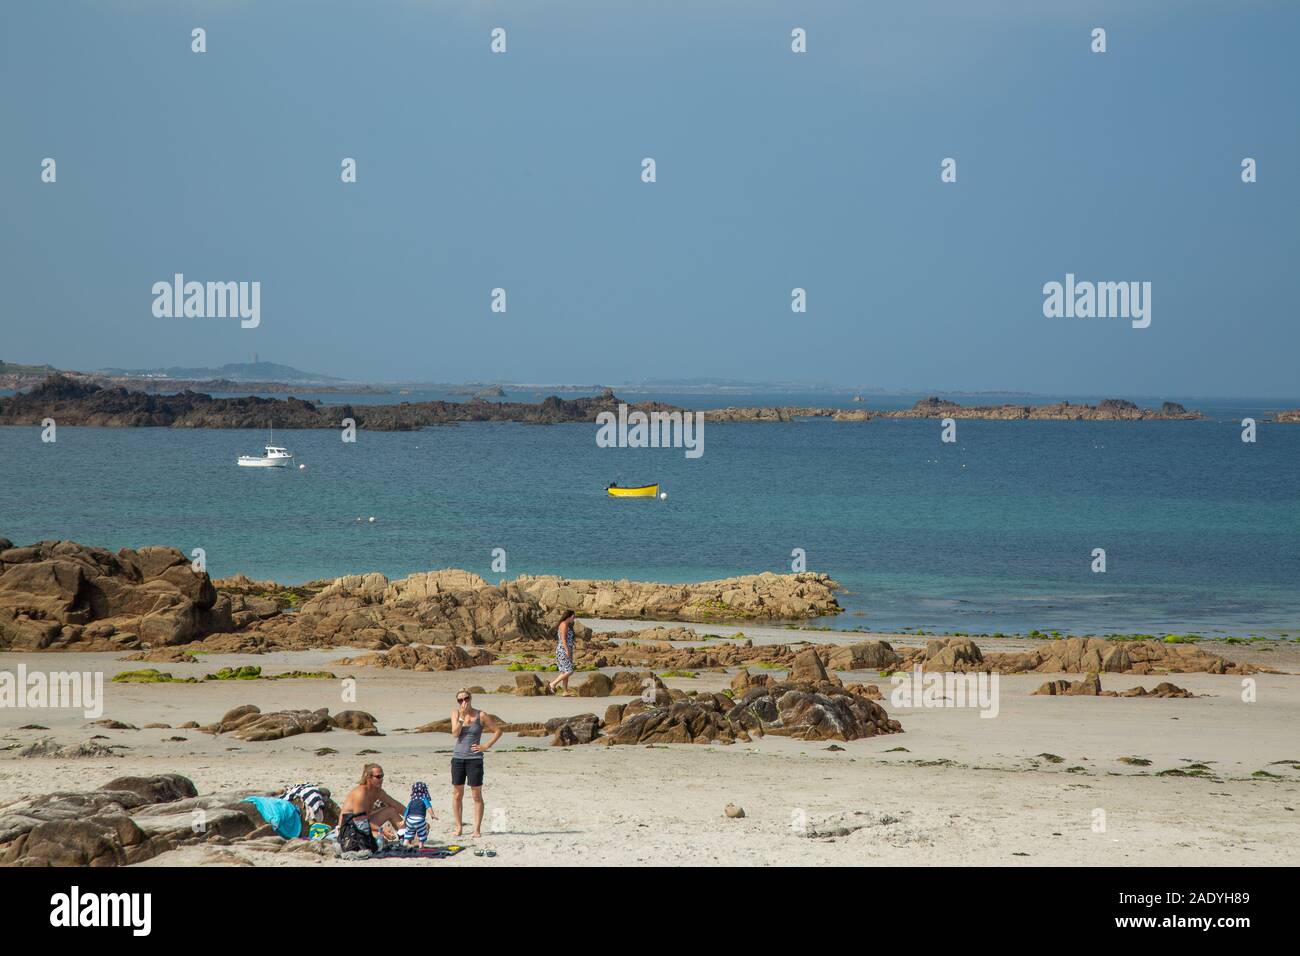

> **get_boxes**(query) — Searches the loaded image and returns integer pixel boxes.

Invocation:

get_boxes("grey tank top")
[454,712,484,760]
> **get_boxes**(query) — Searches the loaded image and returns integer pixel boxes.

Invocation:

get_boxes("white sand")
[2,631,1298,866]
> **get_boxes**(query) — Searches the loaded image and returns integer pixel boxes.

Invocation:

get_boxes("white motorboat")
[238,430,294,468]
[238,445,293,467]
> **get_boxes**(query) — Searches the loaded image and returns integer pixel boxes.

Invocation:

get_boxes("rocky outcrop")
[1275,410,1300,423]
[1032,676,1194,698]
[882,397,1203,421]
[603,695,748,745]
[603,678,901,746]
[0,540,232,651]
[548,714,602,746]
[335,643,496,671]
[0,773,263,866]
[241,569,555,650]
[894,636,1258,676]
[197,705,377,741]
[0,774,341,866]
[0,375,681,431]
[726,682,902,741]
[703,407,865,423]
[515,571,842,621]
[817,640,902,671]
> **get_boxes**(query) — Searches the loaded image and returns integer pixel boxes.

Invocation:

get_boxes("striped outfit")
[399,781,432,842]
[281,783,327,822]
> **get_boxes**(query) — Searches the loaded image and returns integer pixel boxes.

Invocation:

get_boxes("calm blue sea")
[2,392,1298,637]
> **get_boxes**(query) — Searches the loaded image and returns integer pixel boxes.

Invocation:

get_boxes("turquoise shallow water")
[2,409,1298,636]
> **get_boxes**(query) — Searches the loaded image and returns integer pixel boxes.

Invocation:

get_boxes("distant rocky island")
[0,376,1210,429]
[882,396,1203,421]
[705,397,1204,422]
[0,375,675,431]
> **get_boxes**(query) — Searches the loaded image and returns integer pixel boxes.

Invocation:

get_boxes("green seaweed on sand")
[1037,753,1065,764]
[205,666,264,680]
[112,669,198,684]
[657,670,698,678]
[1118,756,1152,766]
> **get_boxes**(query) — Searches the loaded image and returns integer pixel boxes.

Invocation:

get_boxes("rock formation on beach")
[238,569,556,650]
[0,540,232,651]
[515,571,842,621]
[1275,409,1300,423]
[1031,676,1194,698]
[881,397,1203,421]
[196,705,379,741]
[0,376,678,431]
[0,539,1264,684]
[599,650,901,745]
[0,773,345,867]
[889,636,1261,676]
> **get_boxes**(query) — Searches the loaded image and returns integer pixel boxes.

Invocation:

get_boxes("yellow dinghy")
[606,483,659,498]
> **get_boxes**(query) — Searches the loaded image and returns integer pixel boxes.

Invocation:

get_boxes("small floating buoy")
[660,492,668,500]
[368,516,376,523]
[298,463,306,470]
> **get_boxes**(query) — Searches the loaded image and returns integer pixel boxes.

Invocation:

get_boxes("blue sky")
[2,0,1296,394]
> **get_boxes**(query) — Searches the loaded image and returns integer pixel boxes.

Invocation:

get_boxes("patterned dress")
[555,621,575,674]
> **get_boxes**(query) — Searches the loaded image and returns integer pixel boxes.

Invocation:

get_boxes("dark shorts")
[451,757,484,788]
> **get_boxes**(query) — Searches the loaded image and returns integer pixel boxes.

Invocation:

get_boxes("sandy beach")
[4,625,1297,867]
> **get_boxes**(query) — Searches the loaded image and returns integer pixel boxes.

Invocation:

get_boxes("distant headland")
[0,375,1233,430]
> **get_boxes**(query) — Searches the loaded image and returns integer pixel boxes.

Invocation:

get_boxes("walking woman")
[450,688,501,839]
[547,609,578,696]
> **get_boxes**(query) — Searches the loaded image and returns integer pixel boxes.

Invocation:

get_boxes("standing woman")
[547,609,578,696]
[450,688,501,839]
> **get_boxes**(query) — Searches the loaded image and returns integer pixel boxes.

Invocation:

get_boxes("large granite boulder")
[197,705,344,741]
[0,773,227,867]
[601,682,902,745]
[819,641,901,671]
[726,683,901,741]
[894,636,1257,676]
[514,571,842,621]
[242,569,553,650]
[0,540,231,650]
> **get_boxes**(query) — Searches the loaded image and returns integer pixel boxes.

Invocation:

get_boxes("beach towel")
[308,823,332,841]
[371,843,465,860]
[281,783,328,822]
[241,796,303,839]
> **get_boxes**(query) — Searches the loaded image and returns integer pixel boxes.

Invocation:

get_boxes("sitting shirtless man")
[338,763,406,842]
